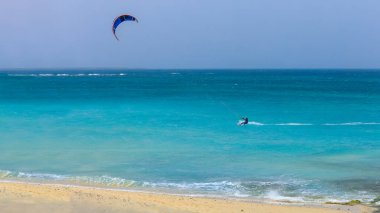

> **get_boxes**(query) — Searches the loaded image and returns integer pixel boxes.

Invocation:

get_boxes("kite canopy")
[112,14,138,40]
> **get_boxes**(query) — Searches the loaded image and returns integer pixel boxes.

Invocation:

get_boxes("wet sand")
[0,181,376,213]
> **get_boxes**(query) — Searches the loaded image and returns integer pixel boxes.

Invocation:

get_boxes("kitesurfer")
[238,117,249,126]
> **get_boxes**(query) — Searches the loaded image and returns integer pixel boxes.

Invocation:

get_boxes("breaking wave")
[7,73,127,77]
[0,170,378,203]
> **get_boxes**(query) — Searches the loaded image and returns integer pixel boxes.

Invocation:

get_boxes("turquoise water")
[1,70,380,203]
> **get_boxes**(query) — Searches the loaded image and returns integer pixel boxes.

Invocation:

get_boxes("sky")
[0,0,380,69]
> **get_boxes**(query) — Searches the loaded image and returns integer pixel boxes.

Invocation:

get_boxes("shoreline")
[0,181,376,213]
[2,170,378,204]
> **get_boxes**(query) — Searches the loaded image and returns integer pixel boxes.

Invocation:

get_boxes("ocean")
[0,70,379,203]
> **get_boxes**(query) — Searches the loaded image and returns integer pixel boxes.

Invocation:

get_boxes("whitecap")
[38,74,54,76]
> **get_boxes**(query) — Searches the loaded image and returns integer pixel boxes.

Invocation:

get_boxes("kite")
[112,14,138,40]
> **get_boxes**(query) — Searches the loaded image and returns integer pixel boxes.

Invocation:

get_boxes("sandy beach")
[0,181,375,213]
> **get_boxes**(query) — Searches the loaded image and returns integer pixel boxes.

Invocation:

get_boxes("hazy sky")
[1,0,380,69]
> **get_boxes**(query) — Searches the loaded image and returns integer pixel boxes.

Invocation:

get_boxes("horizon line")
[1,68,380,72]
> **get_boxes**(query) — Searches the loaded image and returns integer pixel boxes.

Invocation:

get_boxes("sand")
[0,181,376,213]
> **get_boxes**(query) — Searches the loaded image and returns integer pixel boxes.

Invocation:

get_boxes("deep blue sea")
[0,70,380,203]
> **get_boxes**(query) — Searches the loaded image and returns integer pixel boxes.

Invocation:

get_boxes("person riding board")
[239,117,249,126]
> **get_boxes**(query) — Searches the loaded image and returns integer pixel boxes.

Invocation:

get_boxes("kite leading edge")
[112,14,138,41]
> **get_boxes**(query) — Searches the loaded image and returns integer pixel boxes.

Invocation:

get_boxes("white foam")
[17,172,65,180]
[246,121,312,126]
[142,181,251,198]
[247,121,265,126]
[0,170,135,188]
[264,190,304,202]
[38,74,54,76]
[142,181,237,190]
[7,74,30,76]
[244,121,380,127]
[7,73,128,77]
[0,170,377,204]
[0,170,12,178]
[275,123,313,126]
